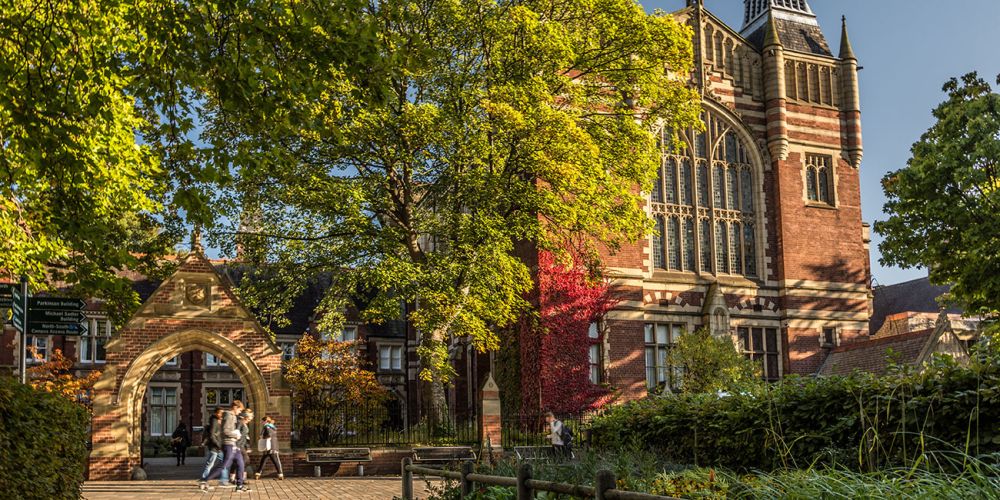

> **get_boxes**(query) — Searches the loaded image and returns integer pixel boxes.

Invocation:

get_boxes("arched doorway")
[88,251,289,480]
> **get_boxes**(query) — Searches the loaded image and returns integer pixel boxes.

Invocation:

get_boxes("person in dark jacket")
[199,408,225,484]
[235,409,253,484]
[254,416,284,480]
[171,422,191,466]
[201,399,250,492]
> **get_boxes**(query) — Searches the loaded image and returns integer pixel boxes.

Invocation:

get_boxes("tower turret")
[762,14,789,161]
[838,16,863,168]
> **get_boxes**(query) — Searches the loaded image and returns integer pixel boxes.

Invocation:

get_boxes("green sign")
[0,283,11,310]
[26,297,87,336]
[28,322,88,336]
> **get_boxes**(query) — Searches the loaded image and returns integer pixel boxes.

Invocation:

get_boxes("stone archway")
[88,251,290,480]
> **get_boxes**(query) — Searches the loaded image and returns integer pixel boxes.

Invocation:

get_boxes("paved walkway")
[83,477,440,499]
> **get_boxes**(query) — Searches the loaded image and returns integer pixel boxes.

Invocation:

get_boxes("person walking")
[171,422,191,466]
[255,416,284,480]
[545,411,573,458]
[235,410,253,485]
[201,400,251,493]
[198,408,225,486]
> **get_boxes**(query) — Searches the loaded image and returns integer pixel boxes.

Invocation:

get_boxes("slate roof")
[818,329,935,376]
[869,277,960,336]
[745,18,832,56]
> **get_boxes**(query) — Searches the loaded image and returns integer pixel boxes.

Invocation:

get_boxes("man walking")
[200,400,251,493]
[198,407,225,487]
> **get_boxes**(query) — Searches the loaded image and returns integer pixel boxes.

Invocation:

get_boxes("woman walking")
[254,416,284,480]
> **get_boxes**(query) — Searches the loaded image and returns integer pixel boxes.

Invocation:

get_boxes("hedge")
[589,351,1000,471]
[0,376,89,499]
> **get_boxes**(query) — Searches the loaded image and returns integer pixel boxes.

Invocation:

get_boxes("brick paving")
[82,477,442,500]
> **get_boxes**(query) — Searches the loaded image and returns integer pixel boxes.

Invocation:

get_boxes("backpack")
[558,421,574,446]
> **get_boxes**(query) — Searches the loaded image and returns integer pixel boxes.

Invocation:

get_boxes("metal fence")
[501,413,594,449]
[291,404,479,448]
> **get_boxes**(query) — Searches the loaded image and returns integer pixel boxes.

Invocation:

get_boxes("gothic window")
[805,154,834,205]
[651,113,761,277]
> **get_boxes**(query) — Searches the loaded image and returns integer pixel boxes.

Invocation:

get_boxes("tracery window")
[805,154,833,205]
[652,112,759,277]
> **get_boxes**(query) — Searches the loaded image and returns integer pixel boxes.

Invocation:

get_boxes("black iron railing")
[291,405,479,448]
[501,413,593,449]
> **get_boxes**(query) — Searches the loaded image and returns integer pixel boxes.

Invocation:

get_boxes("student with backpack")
[544,411,573,458]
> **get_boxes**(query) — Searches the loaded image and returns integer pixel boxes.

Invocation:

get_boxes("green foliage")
[426,447,1000,499]
[590,341,1000,471]
[668,328,761,395]
[282,334,387,446]
[0,376,89,499]
[876,72,1000,321]
[202,0,701,398]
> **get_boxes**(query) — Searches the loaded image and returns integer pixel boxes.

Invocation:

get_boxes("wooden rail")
[400,458,681,500]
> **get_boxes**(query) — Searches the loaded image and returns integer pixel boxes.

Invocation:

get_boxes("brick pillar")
[479,373,502,453]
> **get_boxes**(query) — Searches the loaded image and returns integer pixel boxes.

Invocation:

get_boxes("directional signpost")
[7,277,88,383]
[28,298,88,336]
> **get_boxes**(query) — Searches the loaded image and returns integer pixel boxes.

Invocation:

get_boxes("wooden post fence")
[400,460,681,499]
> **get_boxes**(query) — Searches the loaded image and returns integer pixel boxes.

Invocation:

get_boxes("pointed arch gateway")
[88,251,290,480]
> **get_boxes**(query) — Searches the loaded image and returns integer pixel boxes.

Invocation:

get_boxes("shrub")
[0,375,89,499]
[589,341,1000,471]
[668,328,761,395]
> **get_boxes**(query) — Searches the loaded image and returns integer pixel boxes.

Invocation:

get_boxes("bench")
[412,446,476,465]
[305,447,373,463]
[513,446,575,461]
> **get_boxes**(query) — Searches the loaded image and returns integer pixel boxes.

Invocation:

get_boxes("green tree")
[876,73,1000,325]
[0,0,233,320]
[667,328,760,395]
[207,0,701,424]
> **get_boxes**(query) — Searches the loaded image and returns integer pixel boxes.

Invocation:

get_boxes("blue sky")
[650,0,1000,285]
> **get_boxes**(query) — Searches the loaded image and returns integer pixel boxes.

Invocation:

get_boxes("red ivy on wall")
[521,250,619,415]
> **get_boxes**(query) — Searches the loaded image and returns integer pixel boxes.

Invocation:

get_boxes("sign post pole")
[18,276,28,385]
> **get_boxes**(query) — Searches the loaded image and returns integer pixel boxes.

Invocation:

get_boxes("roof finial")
[839,15,856,61]
[191,225,204,254]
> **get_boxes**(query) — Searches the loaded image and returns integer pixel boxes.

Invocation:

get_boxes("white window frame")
[204,352,228,367]
[164,356,179,366]
[25,335,51,364]
[587,322,602,385]
[147,384,180,437]
[79,317,112,364]
[322,325,358,343]
[279,342,296,361]
[378,344,404,372]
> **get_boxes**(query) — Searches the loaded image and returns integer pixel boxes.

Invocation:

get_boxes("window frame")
[644,323,684,391]
[737,326,782,381]
[79,317,112,364]
[651,111,761,279]
[25,335,50,364]
[204,352,228,367]
[821,327,839,348]
[147,384,180,437]
[587,322,603,385]
[804,153,836,206]
[378,343,404,373]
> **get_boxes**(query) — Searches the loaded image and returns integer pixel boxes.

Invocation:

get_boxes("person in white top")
[545,411,570,458]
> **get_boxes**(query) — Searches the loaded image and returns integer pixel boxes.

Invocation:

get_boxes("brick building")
[563,0,874,402]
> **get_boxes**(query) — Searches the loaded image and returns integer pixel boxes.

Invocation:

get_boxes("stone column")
[479,373,502,454]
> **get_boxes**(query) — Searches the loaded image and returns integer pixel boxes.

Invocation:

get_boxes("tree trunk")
[421,326,451,433]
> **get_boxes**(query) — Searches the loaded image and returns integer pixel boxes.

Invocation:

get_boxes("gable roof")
[818,315,970,376]
[744,17,832,56]
[869,277,960,335]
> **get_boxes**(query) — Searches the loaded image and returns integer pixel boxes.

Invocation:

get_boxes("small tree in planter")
[283,335,387,446]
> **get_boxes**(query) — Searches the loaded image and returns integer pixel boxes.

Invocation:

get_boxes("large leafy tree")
[208,0,700,424]
[0,0,235,319]
[876,73,1000,324]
